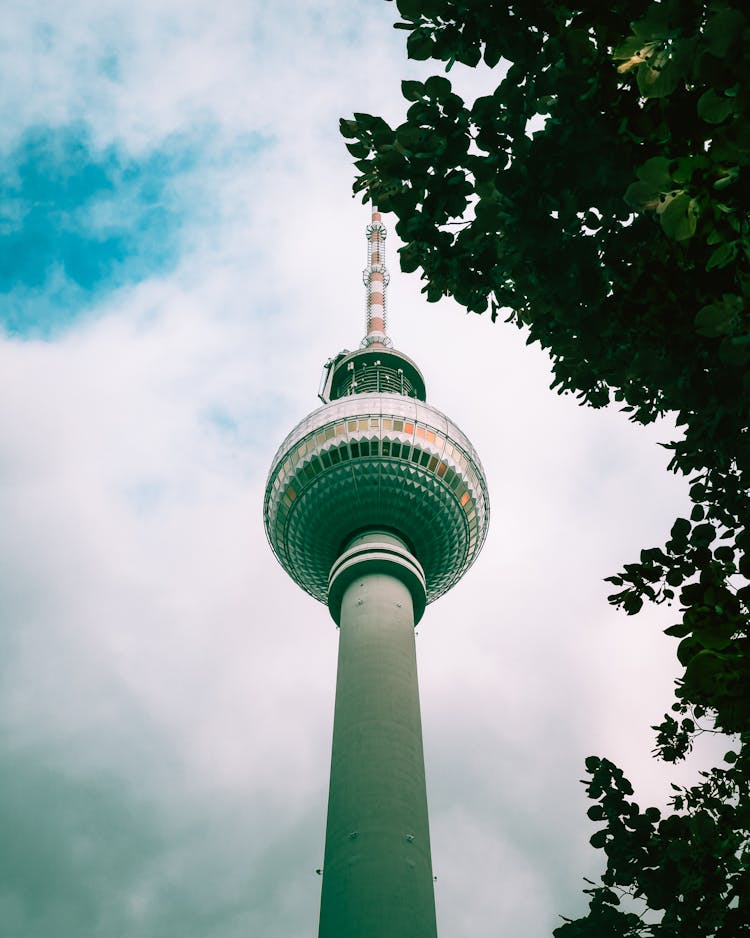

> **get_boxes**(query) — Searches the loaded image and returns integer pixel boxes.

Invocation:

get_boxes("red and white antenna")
[362,206,392,348]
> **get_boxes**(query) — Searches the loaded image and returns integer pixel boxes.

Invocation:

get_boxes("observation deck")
[264,349,489,608]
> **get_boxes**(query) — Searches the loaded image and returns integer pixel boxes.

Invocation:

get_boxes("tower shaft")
[319,533,437,938]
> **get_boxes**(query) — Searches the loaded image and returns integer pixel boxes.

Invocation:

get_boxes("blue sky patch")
[0,125,195,337]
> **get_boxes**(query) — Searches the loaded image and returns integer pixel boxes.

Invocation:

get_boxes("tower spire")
[362,205,392,348]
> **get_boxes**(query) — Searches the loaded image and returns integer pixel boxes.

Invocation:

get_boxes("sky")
[0,3,719,936]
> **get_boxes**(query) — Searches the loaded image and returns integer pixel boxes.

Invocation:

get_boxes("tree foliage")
[343,0,750,933]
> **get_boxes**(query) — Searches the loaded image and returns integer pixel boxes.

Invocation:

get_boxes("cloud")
[0,123,256,336]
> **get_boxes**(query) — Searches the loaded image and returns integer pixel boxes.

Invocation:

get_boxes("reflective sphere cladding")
[264,393,489,605]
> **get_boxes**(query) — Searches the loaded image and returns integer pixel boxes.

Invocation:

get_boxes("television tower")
[264,208,489,938]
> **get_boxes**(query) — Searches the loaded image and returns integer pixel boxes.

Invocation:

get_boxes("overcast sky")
[0,3,720,936]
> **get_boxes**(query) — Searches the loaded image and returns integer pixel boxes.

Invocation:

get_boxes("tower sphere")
[264,346,489,613]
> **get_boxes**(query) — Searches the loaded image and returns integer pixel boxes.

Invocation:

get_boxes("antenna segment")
[362,206,392,348]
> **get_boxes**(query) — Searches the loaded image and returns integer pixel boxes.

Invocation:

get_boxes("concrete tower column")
[319,532,437,938]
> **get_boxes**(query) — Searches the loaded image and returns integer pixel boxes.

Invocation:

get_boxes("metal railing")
[333,363,419,399]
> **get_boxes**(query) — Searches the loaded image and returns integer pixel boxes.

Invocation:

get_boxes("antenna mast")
[362,206,392,348]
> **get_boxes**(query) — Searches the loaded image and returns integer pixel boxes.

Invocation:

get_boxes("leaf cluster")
[344,0,750,932]
[556,754,749,937]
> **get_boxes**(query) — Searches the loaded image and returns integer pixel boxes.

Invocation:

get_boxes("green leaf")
[690,523,716,545]
[590,829,608,849]
[352,111,376,130]
[714,545,735,563]
[659,192,698,241]
[625,157,676,212]
[345,140,370,159]
[396,0,424,19]
[697,89,734,125]
[600,888,621,907]
[484,39,502,69]
[339,118,360,139]
[400,252,421,274]
[724,750,738,764]
[401,80,424,102]
[695,295,742,337]
[671,518,691,540]
[685,649,723,693]
[677,636,701,666]
[407,26,434,61]
[425,75,451,99]
[706,241,735,271]
[624,181,656,210]
[666,569,684,587]
[396,124,432,151]
[664,623,691,638]
[636,60,680,99]
[714,168,739,190]
[637,156,672,189]
[672,155,708,185]
[612,35,646,69]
